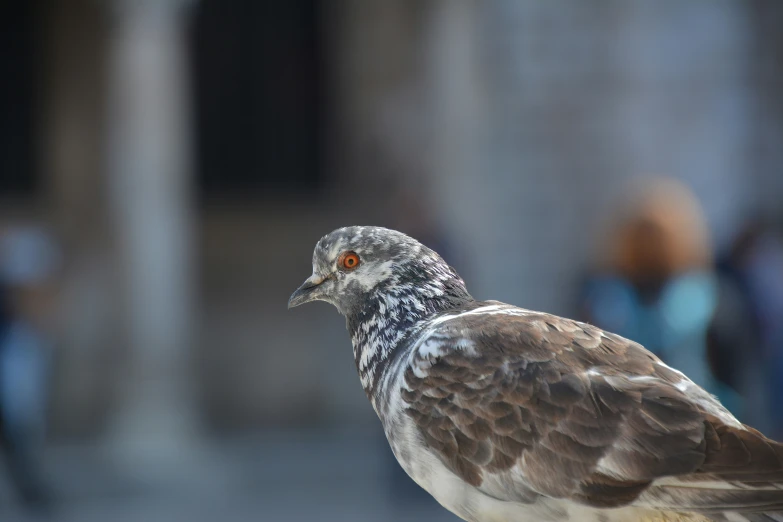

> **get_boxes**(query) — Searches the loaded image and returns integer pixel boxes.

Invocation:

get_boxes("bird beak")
[288,274,327,309]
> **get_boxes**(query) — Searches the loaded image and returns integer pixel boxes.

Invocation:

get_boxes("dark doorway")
[191,0,324,199]
[0,1,41,197]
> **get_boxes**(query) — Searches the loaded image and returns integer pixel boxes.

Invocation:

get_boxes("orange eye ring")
[339,251,360,270]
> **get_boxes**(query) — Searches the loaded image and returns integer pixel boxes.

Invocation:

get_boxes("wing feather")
[401,304,783,516]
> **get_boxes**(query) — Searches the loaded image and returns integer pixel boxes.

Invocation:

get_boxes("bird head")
[288,226,471,318]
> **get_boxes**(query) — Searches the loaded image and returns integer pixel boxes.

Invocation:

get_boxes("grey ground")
[0,431,460,522]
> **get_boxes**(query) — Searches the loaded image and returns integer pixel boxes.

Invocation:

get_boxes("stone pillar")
[105,0,199,475]
[422,0,483,269]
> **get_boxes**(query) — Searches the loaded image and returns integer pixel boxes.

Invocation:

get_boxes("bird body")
[289,226,783,522]
[372,302,725,522]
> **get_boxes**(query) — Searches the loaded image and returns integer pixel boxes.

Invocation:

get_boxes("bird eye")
[339,252,360,270]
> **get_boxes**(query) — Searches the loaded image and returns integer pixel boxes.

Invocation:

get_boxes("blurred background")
[0,0,782,520]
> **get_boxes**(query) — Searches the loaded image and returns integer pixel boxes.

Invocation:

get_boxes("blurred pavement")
[0,432,459,522]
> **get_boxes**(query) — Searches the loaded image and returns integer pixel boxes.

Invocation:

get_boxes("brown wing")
[403,307,783,513]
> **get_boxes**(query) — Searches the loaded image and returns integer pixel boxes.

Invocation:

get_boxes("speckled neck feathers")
[346,252,473,400]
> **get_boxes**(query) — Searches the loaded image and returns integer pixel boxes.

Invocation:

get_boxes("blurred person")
[0,225,59,511]
[578,179,742,414]
[709,220,783,437]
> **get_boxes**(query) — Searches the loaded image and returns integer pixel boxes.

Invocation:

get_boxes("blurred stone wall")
[331,0,781,316]
[3,0,780,437]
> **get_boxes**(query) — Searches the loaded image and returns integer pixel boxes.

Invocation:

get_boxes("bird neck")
[347,268,473,404]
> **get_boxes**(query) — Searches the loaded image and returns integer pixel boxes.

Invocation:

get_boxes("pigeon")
[288,226,783,522]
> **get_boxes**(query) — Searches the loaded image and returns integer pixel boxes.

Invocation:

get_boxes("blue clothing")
[0,321,50,442]
[583,271,742,414]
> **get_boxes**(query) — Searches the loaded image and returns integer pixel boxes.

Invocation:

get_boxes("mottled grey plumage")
[288,226,783,522]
